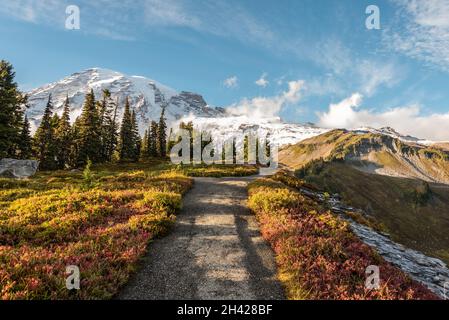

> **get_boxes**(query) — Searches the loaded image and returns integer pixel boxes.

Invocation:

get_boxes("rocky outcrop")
[350,221,449,298]
[0,159,39,179]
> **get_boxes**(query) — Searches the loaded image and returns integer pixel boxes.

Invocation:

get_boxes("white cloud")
[144,0,201,28]
[312,39,353,76]
[304,75,345,97]
[0,0,65,24]
[308,39,402,97]
[317,93,364,129]
[0,0,138,40]
[255,73,269,87]
[357,60,402,96]
[227,80,305,118]
[0,0,275,45]
[223,76,238,88]
[317,93,449,141]
[385,0,449,71]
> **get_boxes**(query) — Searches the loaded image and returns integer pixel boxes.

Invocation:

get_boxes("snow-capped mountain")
[26,68,225,133]
[25,67,330,147]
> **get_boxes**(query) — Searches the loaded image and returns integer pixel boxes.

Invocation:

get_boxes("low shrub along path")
[119,177,285,300]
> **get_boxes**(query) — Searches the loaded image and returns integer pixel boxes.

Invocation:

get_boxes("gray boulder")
[0,158,40,179]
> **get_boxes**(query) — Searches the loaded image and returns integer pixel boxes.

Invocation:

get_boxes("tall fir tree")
[106,96,119,162]
[98,89,118,162]
[265,132,271,161]
[55,96,72,169]
[148,121,159,157]
[118,97,135,161]
[179,121,194,161]
[141,129,149,159]
[166,127,177,158]
[130,109,140,161]
[76,89,101,166]
[33,95,57,170]
[157,105,167,158]
[68,117,81,168]
[17,114,33,159]
[0,60,27,158]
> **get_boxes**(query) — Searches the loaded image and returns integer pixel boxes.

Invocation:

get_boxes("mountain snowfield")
[25,68,444,148]
[26,68,224,134]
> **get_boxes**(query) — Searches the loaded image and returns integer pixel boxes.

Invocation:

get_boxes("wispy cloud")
[304,38,404,97]
[0,0,275,44]
[255,73,269,87]
[0,0,137,40]
[223,76,238,88]
[384,0,449,71]
[357,60,403,96]
[0,0,66,24]
[143,0,201,28]
[144,0,275,47]
[317,93,449,141]
[227,80,305,118]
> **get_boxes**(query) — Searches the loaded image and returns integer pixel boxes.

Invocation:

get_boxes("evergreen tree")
[265,132,271,162]
[180,121,194,161]
[141,129,149,159]
[118,97,135,161]
[55,96,72,168]
[243,135,249,163]
[148,121,158,157]
[76,89,101,166]
[167,128,177,158]
[98,90,118,162]
[130,109,140,161]
[68,116,81,168]
[0,60,27,158]
[157,105,167,158]
[106,97,119,162]
[17,114,33,159]
[33,95,57,170]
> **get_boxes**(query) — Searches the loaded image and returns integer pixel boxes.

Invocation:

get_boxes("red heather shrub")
[249,178,439,300]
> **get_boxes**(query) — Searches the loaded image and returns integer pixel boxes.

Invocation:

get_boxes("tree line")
[1,60,272,169]
[0,60,169,170]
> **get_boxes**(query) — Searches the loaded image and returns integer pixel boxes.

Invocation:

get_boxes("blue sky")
[1,0,449,139]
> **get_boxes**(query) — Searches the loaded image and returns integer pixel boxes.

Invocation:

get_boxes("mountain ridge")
[279,129,449,184]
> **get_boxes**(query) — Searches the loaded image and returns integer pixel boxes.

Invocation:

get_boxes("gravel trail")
[118,177,285,300]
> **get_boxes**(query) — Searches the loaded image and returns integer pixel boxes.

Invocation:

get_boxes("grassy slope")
[279,129,449,183]
[247,174,438,300]
[279,130,449,265]
[302,162,449,266]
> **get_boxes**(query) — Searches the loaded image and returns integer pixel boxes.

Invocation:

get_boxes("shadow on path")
[118,176,285,300]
